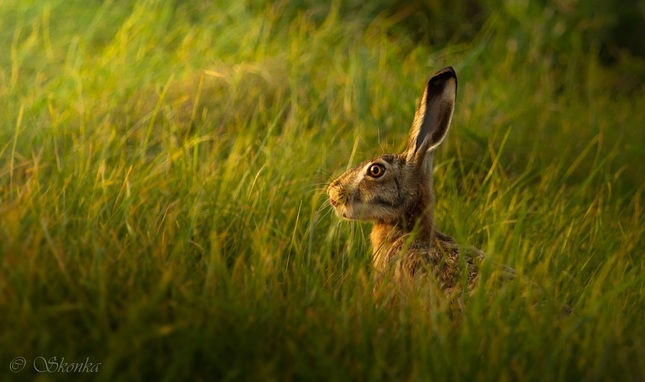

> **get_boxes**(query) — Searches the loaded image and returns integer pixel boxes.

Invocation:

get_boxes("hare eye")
[367,164,385,178]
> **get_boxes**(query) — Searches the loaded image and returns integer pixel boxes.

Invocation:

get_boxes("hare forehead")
[364,154,405,169]
[376,153,401,165]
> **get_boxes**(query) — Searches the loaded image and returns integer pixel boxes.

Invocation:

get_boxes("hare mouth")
[335,203,373,221]
[330,203,352,220]
[328,196,371,221]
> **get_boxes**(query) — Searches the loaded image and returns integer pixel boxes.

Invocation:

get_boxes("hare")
[327,67,483,297]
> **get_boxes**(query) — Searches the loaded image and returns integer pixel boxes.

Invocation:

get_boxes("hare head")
[327,67,457,246]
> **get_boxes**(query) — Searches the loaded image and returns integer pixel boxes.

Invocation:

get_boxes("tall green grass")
[1,1,643,381]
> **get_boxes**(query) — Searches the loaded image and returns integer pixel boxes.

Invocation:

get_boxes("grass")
[1,1,643,381]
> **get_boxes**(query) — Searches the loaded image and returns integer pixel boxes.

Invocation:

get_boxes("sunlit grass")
[0,1,643,381]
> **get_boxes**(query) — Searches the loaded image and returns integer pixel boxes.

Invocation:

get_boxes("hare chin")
[334,203,377,222]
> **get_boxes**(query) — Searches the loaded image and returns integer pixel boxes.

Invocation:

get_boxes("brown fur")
[327,67,482,297]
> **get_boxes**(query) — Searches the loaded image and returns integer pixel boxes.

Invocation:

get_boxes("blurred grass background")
[0,0,643,381]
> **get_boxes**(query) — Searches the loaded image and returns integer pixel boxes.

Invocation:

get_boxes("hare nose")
[330,198,338,207]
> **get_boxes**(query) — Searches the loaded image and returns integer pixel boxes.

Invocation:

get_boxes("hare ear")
[404,67,457,166]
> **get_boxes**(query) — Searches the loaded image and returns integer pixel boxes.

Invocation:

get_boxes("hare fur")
[327,67,482,296]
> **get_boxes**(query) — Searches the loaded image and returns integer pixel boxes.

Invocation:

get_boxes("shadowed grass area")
[0,1,643,381]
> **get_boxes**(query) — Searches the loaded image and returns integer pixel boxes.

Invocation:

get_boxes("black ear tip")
[428,66,457,90]
[433,66,457,79]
